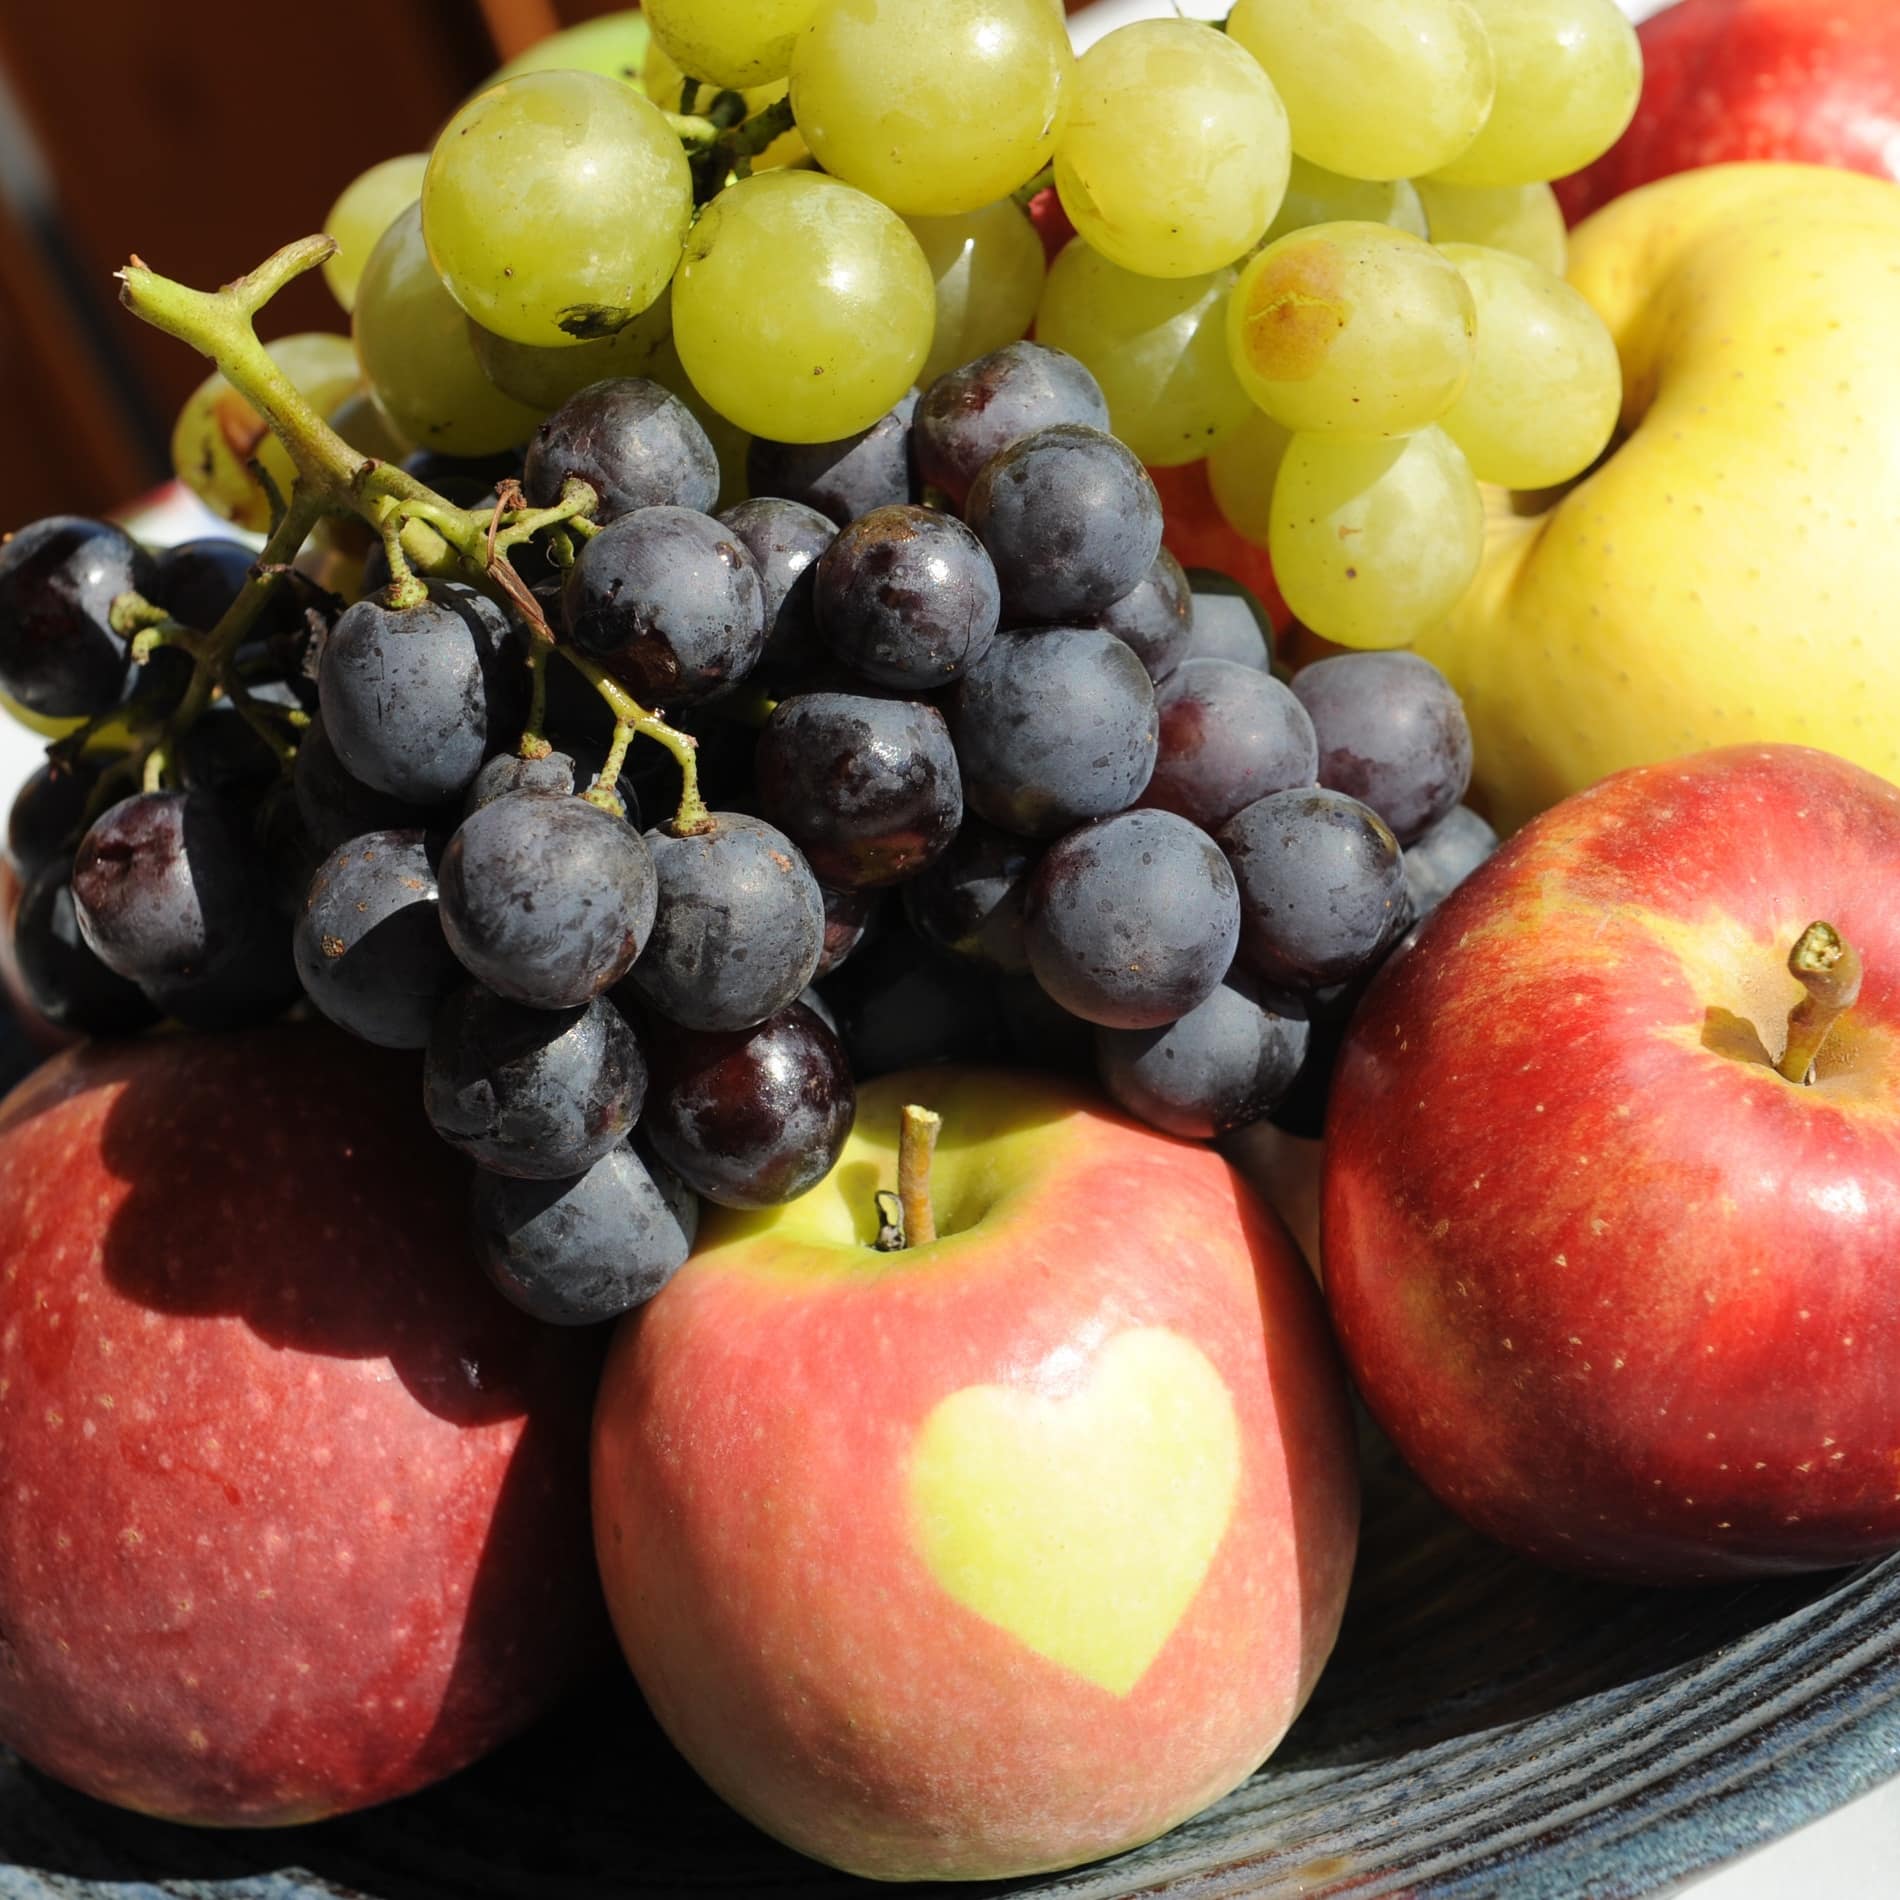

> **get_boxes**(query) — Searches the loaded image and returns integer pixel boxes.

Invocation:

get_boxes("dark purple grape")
[8,757,103,882]
[1291,651,1473,846]
[524,378,718,522]
[914,344,1109,510]
[640,1000,854,1209]
[463,750,579,815]
[996,970,1093,1075]
[70,790,274,988]
[148,538,322,650]
[144,538,316,725]
[901,818,1036,973]
[146,536,254,632]
[438,790,658,1010]
[624,813,825,1032]
[1219,788,1404,989]
[718,496,837,688]
[0,517,148,717]
[562,506,765,707]
[1023,809,1239,1029]
[423,984,646,1179]
[11,862,158,1037]
[823,930,1006,1077]
[1184,572,1275,671]
[1089,548,1193,684]
[755,692,962,890]
[948,627,1156,839]
[319,581,524,805]
[293,716,444,857]
[293,829,459,1049]
[1403,804,1499,917]
[1095,970,1309,1140]
[1146,658,1318,832]
[966,425,1162,625]
[816,504,999,690]
[469,1140,697,1325]
[747,392,917,524]
[816,885,878,978]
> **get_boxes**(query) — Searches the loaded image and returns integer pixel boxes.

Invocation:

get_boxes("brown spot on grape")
[1240,241,1350,384]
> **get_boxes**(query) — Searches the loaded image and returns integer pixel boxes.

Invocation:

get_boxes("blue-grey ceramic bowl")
[3,1420,1897,1900]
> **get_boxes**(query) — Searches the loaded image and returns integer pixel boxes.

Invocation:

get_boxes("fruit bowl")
[3,1419,1896,1900]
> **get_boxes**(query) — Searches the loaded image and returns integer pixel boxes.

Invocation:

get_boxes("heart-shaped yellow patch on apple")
[908,1327,1242,1696]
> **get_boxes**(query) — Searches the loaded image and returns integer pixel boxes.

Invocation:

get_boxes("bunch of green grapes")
[167,0,1638,633]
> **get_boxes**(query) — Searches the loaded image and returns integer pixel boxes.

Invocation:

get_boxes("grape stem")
[559,649,711,835]
[1778,921,1862,1084]
[726,96,795,163]
[1010,162,1054,209]
[112,238,712,835]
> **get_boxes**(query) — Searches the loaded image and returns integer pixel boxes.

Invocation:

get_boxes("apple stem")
[1778,921,1863,1084]
[898,1104,941,1249]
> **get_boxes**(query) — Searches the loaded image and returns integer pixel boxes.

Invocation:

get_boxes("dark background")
[0,0,626,526]
[0,0,1099,531]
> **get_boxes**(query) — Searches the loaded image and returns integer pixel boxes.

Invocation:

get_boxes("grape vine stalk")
[111,237,715,833]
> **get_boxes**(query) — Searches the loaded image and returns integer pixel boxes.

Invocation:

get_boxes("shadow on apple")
[0,1025,610,1830]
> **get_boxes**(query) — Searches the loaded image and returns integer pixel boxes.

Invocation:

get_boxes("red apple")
[592,1067,1359,1881]
[1557,0,1900,223]
[0,1023,605,1824]
[1323,744,1900,1583]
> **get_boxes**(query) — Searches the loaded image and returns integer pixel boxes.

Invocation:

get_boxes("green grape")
[1053,21,1290,280]
[172,334,362,532]
[328,389,413,463]
[354,203,543,456]
[422,70,691,349]
[1429,0,1641,186]
[650,333,752,511]
[790,0,1073,219]
[671,170,935,443]
[1435,244,1620,490]
[1416,178,1566,275]
[1269,426,1484,648]
[1227,222,1477,437]
[1207,408,1296,548]
[1263,156,1428,249]
[322,155,429,314]
[1036,243,1251,468]
[645,0,822,88]
[491,9,651,85]
[471,293,675,410]
[908,202,1046,390]
[1226,0,1494,184]
[642,35,806,169]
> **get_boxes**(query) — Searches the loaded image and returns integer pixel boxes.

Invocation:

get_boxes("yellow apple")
[1415,163,1900,833]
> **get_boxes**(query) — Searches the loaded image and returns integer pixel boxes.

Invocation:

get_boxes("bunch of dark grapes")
[0,341,1497,1329]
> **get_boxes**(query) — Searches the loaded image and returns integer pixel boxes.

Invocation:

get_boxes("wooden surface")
[0,0,491,524]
